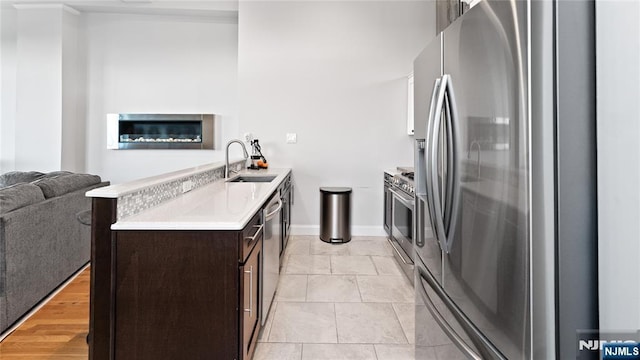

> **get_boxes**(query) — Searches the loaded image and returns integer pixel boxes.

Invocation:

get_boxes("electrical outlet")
[182,180,193,193]
[286,133,297,144]
[244,132,253,143]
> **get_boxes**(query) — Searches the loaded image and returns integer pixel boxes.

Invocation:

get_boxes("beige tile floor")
[254,235,415,360]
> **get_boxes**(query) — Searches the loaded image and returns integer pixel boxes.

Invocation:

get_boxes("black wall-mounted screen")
[119,121,203,144]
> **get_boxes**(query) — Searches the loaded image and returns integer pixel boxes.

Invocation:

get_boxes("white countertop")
[110,168,291,231]
[86,162,229,198]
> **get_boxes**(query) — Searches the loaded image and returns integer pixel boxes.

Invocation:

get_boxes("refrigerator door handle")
[426,78,442,143]
[443,75,461,252]
[442,87,455,234]
[417,266,506,360]
[423,78,441,248]
[424,77,441,201]
[429,74,449,253]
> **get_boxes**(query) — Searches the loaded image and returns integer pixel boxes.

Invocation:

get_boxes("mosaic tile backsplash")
[116,160,245,220]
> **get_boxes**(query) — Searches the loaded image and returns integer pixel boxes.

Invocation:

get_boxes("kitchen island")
[86,162,292,360]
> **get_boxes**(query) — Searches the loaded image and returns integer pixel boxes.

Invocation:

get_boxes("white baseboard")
[289,225,319,236]
[290,225,386,237]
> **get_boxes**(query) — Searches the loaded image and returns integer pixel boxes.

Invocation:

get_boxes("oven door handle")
[387,238,414,265]
[389,188,414,208]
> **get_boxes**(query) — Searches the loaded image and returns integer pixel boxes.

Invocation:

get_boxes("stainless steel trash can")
[320,187,352,243]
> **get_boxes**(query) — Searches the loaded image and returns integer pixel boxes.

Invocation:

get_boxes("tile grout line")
[390,302,410,345]
[304,274,309,302]
[333,302,340,345]
[371,255,380,275]
[329,254,333,275]
[372,342,381,360]
[265,301,278,342]
[265,300,279,343]
[355,274,365,303]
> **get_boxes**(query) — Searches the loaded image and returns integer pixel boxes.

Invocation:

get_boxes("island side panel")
[113,230,240,360]
[89,198,117,360]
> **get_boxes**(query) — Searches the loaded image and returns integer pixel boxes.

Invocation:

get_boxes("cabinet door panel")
[240,243,261,360]
[114,231,238,360]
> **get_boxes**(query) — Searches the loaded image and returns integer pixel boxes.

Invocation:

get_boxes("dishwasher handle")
[265,197,283,221]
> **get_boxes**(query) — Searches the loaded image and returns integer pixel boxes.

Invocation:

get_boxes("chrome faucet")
[225,139,249,178]
[467,140,481,179]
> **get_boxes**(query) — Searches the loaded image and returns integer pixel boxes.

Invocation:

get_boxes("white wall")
[237,1,435,234]
[0,5,17,173]
[596,0,640,330]
[2,5,83,173]
[84,12,239,184]
[61,8,84,172]
[15,7,64,171]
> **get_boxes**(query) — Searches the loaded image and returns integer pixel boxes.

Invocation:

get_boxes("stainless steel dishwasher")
[261,193,282,325]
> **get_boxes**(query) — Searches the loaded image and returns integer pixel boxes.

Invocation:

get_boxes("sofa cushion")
[33,174,102,199]
[0,183,46,215]
[43,171,73,178]
[0,171,45,188]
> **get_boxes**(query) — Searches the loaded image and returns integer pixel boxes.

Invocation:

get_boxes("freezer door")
[415,257,505,360]
[441,1,530,359]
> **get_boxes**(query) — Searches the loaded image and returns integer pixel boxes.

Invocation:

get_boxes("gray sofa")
[0,171,108,333]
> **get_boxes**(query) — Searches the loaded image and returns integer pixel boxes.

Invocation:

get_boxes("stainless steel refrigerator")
[413,0,598,359]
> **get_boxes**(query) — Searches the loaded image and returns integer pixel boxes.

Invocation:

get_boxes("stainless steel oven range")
[387,167,415,286]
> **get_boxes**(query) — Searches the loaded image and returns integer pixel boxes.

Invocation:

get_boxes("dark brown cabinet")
[240,240,260,360]
[239,212,262,360]
[90,204,263,360]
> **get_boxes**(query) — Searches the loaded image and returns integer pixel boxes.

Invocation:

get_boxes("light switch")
[286,133,297,144]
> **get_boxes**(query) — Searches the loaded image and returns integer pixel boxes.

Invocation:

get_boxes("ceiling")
[6,0,239,19]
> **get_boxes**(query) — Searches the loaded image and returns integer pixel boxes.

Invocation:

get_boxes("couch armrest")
[76,210,92,226]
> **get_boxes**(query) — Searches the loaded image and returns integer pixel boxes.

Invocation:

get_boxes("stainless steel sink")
[226,175,277,183]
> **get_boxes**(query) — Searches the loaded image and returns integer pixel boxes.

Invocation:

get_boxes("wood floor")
[0,267,90,359]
